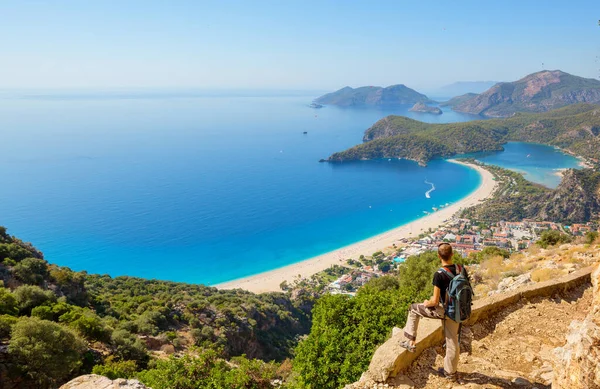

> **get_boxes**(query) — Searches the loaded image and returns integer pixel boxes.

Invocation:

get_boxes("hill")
[452,70,600,117]
[439,92,478,108]
[326,103,600,166]
[314,85,431,107]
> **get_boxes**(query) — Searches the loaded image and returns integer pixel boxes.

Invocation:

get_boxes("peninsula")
[326,103,600,166]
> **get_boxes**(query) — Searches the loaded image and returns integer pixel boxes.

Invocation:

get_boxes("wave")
[424,180,435,198]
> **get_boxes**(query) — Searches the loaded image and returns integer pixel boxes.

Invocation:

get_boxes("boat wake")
[424,180,435,198]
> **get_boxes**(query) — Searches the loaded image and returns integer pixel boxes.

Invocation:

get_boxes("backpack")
[439,264,473,323]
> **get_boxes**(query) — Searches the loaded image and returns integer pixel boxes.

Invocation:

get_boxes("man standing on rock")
[399,242,468,382]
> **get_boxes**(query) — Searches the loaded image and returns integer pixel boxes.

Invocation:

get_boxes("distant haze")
[0,1,599,89]
[426,81,499,98]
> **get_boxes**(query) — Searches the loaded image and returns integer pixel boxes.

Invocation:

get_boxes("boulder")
[552,265,600,389]
[59,374,150,389]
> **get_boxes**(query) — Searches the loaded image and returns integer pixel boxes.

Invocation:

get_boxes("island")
[409,102,442,115]
[313,84,432,107]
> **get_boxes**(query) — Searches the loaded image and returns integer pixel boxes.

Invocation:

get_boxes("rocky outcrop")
[453,70,600,117]
[552,265,600,388]
[408,103,442,115]
[533,168,600,223]
[59,374,150,389]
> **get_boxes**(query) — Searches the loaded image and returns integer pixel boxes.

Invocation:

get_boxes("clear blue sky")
[1,0,599,90]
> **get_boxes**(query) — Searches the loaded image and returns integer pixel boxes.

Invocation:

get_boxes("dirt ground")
[385,283,592,389]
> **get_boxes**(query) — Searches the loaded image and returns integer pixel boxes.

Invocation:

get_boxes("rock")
[494,273,531,294]
[59,374,151,389]
[552,265,600,389]
[511,377,530,386]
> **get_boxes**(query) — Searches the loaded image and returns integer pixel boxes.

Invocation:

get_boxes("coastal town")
[323,216,599,294]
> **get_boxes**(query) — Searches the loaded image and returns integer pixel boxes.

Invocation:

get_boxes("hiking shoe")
[436,367,458,382]
[399,340,416,353]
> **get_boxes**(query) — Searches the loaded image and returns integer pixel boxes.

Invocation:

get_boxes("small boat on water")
[432,207,438,211]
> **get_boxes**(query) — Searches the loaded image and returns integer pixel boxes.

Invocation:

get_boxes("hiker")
[399,242,472,382]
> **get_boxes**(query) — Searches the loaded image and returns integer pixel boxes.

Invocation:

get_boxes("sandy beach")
[216,160,498,293]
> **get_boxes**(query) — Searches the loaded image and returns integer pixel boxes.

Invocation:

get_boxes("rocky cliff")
[453,70,600,117]
[314,85,431,107]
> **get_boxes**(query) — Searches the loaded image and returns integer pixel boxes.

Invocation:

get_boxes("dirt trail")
[386,284,592,389]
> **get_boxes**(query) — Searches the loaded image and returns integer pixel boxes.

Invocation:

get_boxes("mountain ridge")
[452,70,600,117]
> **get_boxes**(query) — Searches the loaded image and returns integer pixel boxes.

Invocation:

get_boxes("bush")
[0,287,18,315]
[137,348,277,389]
[584,231,599,245]
[0,314,18,338]
[8,317,86,388]
[13,285,55,315]
[31,305,54,320]
[13,257,48,285]
[60,307,112,342]
[92,357,138,379]
[537,230,572,248]
[110,329,148,364]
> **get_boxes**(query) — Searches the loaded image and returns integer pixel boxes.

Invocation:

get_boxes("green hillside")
[327,104,600,166]
[314,84,431,107]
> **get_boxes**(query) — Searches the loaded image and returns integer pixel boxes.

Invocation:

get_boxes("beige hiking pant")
[402,303,460,374]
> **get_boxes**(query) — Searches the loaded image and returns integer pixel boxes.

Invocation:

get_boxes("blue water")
[466,142,582,188]
[0,91,577,284]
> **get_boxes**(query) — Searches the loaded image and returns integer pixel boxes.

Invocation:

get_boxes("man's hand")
[422,299,429,306]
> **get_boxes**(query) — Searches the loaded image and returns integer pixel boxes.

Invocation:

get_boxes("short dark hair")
[437,243,453,261]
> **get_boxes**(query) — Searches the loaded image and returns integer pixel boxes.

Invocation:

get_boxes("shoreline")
[216,160,498,293]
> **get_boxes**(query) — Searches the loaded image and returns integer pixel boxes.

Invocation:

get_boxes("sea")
[0,90,581,285]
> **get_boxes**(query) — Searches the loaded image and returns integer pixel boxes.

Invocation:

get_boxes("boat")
[303,131,308,134]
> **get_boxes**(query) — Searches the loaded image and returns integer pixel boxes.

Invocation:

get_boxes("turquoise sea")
[0,91,581,284]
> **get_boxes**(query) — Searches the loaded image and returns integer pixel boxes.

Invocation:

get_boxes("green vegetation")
[0,226,312,388]
[291,251,459,389]
[328,104,600,166]
[537,230,573,248]
[315,84,431,107]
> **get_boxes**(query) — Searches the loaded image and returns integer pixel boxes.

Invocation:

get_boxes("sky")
[1,0,599,91]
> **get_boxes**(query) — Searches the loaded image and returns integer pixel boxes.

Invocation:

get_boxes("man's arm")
[423,286,441,307]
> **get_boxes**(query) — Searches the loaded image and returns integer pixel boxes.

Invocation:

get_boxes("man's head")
[437,243,453,262]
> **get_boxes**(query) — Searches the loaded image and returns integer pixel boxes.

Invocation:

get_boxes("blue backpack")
[439,265,473,323]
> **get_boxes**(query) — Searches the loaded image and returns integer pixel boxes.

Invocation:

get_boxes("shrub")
[584,231,599,245]
[60,307,112,342]
[537,230,572,248]
[110,329,148,364]
[0,287,18,315]
[8,317,86,388]
[0,314,18,338]
[31,305,54,320]
[137,348,277,389]
[13,285,55,315]
[13,257,48,285]
[92,357,138,379]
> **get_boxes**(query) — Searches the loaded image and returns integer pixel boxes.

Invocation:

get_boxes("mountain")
[314,85,431,107]
[325,103,600,166]
[439,93,478,108]
[432,81,498,97]
[452,70,600,117]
